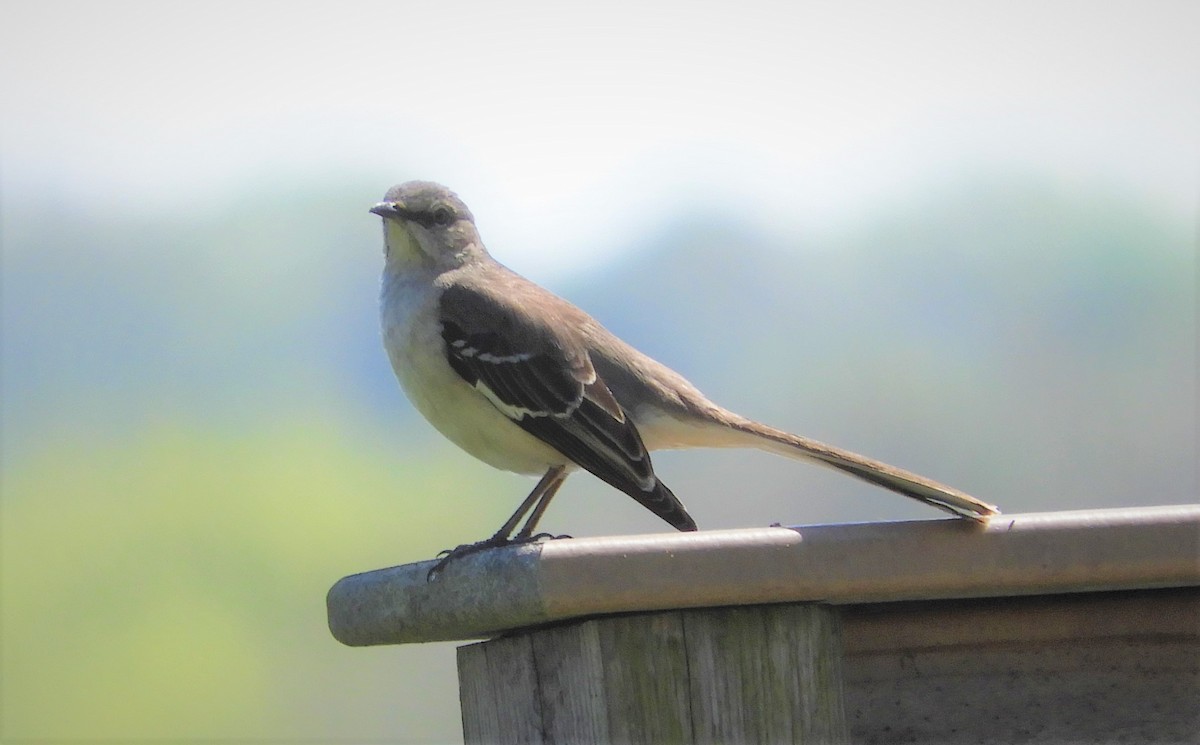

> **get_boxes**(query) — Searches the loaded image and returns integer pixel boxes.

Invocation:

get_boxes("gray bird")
[372,181,998,568]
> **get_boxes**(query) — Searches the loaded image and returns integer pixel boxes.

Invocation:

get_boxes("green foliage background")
[3,419,497,739]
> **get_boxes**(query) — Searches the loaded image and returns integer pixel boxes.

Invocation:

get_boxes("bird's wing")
[437,277,695,530]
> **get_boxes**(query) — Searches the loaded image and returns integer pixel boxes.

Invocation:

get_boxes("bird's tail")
[723,417,1000,521]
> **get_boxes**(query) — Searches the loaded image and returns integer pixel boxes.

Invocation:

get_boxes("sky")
[2,0,1197,276]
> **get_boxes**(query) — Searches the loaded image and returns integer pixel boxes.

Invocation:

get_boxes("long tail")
[724,417,1000,521]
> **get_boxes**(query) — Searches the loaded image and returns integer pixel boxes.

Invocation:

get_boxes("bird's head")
[371,181,483,269]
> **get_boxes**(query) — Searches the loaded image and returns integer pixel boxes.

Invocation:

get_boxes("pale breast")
[380,275,566,476]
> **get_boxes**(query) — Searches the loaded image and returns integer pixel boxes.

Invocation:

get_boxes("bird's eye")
[431,205,454,226]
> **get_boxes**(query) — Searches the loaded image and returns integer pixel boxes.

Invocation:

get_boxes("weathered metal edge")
[327,504,1200,646]
[326,542,549,646]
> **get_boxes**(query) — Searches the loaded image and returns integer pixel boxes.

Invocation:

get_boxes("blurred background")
[2,1,1196,741]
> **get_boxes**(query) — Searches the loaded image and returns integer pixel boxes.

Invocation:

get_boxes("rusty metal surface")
[327,504,1200,646]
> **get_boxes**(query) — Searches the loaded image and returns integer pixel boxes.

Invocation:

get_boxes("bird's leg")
[491,465,568,544]
[513,468,570,541]
[428,466,567,580]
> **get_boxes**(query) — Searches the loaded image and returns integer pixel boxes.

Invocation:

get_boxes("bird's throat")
[382,220,429,268]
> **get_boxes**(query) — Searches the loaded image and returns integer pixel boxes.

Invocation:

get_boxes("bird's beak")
[370,201,401,218]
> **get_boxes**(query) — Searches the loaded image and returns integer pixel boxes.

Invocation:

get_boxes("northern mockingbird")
[372,181,998,569]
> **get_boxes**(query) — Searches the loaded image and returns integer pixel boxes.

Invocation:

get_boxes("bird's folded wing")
[437,280,657,494]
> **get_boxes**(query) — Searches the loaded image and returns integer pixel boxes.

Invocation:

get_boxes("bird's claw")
[522,532,573,542]
[427,537,509,581]
[426,532,574,581]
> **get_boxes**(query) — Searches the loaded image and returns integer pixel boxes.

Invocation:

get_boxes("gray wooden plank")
[597,612,695,744]
[530,620,610,744]
[682,604,847,744]
[458,634,543,744]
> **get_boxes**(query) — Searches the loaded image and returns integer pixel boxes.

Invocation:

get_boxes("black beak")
[370,201,401,218]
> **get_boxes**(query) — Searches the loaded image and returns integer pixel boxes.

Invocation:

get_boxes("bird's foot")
[520,532,573,542]
[427,536,508,580]
[427,532,574,581]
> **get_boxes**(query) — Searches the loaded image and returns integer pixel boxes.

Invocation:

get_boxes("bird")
[371,181,999,572]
